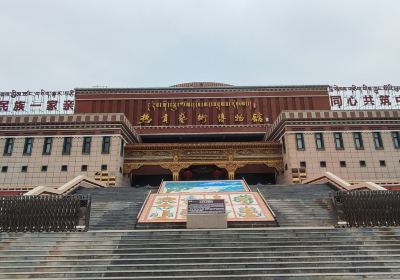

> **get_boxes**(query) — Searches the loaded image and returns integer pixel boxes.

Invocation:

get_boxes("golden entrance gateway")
[124,142,283,186]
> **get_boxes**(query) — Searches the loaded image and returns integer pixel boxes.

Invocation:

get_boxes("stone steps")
[251,184,336,226]
[76,187,150,230]
[1,228,400,278]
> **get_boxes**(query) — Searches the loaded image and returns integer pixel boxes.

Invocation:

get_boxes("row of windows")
[292,132,400,151]
[286,159,392,170]
[2,136,121,156]
[297,160,389,168]
[1,164,108,173]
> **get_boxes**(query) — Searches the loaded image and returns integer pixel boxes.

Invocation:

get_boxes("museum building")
[0,82,399,189]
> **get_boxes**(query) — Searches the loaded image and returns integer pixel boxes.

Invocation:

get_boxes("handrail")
[303,172,386,191]
[24,175,106,196]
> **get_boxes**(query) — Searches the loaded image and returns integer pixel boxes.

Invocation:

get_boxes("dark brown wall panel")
[74,87,330,128]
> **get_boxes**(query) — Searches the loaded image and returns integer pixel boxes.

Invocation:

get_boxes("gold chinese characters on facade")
[138,111,265,125]
[138,98,267,125]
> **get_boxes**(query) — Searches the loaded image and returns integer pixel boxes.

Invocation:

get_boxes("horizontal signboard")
[329,85,400,110]
[0,90,75,115]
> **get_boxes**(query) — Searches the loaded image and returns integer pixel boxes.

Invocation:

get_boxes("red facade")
[75,84,330,136]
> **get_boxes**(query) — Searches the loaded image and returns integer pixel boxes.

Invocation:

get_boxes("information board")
[187,199,226,214]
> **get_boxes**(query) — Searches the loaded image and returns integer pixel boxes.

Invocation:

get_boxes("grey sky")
[0,0,399,90]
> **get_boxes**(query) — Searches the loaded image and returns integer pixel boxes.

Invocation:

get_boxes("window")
[3,138,14,156]
[62,137,72,155]
[282,137,286,154]
[1,166,8,173]
[120,138,124,156]
[340,161,347,167]
[23,137,34,155]
[82,137,92,154]
[359,160,366,167]
[353,132,364,150]
[81,165,88,171]
[42,137,53,155]
[320,161,326,168]
[285,164,288,170]
[61,165,68,171]
[102,136,111,154]
[392,132,400,149]
[373,132,384,149]
[21,166,28,172]
[314,133,324,150]
[101,164,107,171]
[379,160,386,167]
[300,161,306,168]
[334,132,344,149]
[295,133,305,150]
[41,165,48,172]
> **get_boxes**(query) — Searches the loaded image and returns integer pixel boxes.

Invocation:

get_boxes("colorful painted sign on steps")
[159,180,249,193]
[138,192,274,223]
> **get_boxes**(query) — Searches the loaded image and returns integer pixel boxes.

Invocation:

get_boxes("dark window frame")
[282,136,286,154]
[120,138,124,157]
[42,137,53,155]
[353,132,364,150]
[23,137,34,155]
[359,160,366,167]
[82,137,92,154]
[314,133,325,150]
[320,161,327,168]
[102,136,111,154]
[81,165,88,172]
[334,132,344,150]
[61,165,68,172]
[1,166,8,173]
[295,133,305,150]
[21,166,28,172]
[340,161,347,167]
[373,132,384,149]
[392,131,400,149]
[101,164,107,171]
[62,137,73,155]
[3,138,14,156]
[379,160,386,167]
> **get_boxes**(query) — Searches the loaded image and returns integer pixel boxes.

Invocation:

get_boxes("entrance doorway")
[235,164,277,185]
[130,165,172,187]
[179,165,228,181]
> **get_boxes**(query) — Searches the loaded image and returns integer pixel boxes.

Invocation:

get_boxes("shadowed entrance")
[235,164,277,185]
[179,165,228,181]
[130,165,172,187]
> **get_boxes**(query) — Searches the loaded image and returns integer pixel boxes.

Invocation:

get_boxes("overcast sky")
[0,0,399,90]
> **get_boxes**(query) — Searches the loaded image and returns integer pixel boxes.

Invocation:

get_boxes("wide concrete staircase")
[80,184,336,230]
[1,228,400,279]
[252,184,336,227]
[76,187,152,230]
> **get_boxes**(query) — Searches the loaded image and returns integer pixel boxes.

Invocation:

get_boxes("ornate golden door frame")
[124,142,283,181]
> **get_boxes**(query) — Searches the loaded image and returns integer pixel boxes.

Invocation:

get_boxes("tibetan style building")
[0,82,399,189]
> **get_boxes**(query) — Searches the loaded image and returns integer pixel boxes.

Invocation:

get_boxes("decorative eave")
[126,141,280,150]
[266,110,400,141]
[75,85,328,95]
[0,113,142,143]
